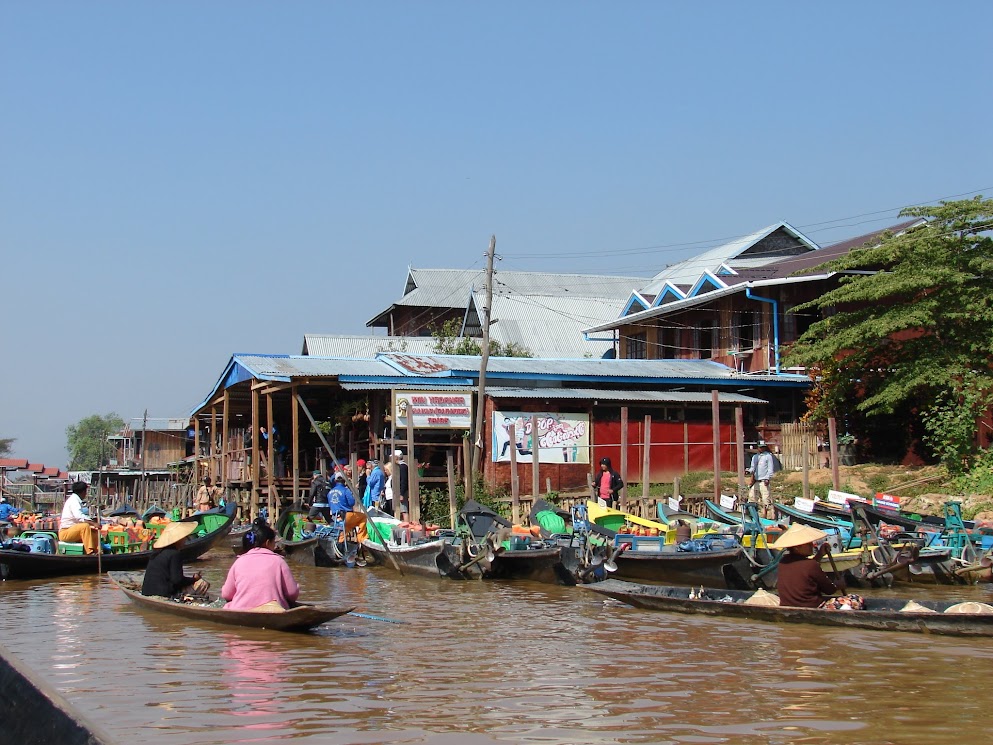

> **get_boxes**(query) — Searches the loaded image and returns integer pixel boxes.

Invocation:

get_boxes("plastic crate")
[59,542,86,555]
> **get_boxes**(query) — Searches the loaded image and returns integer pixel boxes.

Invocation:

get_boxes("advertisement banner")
[491,411,590,464]
[393,391,472,430]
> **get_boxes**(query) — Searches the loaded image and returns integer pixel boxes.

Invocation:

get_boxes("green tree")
[431,318,533,357]
[785,196,993,471]
[0,438,13,457]
[66,413,125,470]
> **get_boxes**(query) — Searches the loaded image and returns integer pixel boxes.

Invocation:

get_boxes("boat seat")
[59,542,87,555]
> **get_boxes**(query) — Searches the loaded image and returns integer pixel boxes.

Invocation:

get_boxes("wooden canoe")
[586,579,993,637]
[108,572,354,632]
[0,503,237,581]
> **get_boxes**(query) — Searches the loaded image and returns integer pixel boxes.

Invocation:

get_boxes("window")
[697,321,713,359]
[736,311,755,350]
[660,325,678,359]
[625,332,647,359]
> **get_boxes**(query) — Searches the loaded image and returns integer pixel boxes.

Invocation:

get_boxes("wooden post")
[446,450,457,529]
[509,423,520,524]
[463,436,473,504]
[642,415,651,504]
[291,385,299,506]
[530,414,539,504]
[267,393,276,524]
[546,477,552,496]
[735,405,746,498]
[221,390,229,494]
[619,406,629,511]
[406,425,419,524]
[251,387,260,521]
[802,436,810,500]
[828,416,840,490]
[673,476,681,502]
[711,390,721,502]
[210,407,217,480]
[193,420,201,480]
[683,420,690,474]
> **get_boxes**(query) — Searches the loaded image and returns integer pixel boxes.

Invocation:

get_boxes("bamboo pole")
[447,450,457,529]
[530,414,539,504]
[711,390,721,502]
[291,385,300,505]
[406,424,418,524]
[509,423,520,524]
[735,405,746,498]
[642,415,651,504]
[619,407,628,511]
[828,416,840,490]
[251,388,260,521]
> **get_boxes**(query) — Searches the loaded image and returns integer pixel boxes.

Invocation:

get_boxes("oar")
[824,546,846,592]
[350,611,406,624]
[296,394,403,575]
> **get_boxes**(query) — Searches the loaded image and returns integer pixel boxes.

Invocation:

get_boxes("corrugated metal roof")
[235,355,390,380]
[367,267,648,325]
[127,417,189,431]
[639,222,819,294]
[302,335,438,357]
[487,387,767,404]
[467,292,623,358]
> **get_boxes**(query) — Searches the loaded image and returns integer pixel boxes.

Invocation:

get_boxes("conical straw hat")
[769,522,827,550]
[154,520,198,549]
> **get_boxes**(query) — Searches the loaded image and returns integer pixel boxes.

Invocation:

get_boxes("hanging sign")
[491,411,590,463]
[719,494,737,511]
[794,496,816,513]
[393,391,472,430]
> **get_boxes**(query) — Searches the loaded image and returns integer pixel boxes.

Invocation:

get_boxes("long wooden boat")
[0,503,237,581]
[361,537,467,579]
[272,509,318,566]
[607,534,759,589]
[704,499,779,529]
[108,572,353,632]
[585,578,993,637]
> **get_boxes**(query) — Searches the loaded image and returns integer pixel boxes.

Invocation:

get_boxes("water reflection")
[0,551,991,744]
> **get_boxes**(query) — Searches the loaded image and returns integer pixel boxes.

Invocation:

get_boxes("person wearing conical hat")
[141,520,210,598]
[770,523,863,609]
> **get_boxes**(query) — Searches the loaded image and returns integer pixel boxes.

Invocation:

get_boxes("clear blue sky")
[2,1,991,468]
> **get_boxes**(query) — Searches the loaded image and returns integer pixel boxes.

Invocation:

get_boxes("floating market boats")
[108,571,353,632]
[0,503,236,580]
[586,578,993,637]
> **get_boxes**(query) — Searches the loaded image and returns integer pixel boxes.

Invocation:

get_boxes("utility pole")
[139,409,148,507]
[470,235,497,478]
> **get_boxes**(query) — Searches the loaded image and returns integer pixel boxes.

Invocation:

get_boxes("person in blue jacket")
[0,496,21,522]
[363,460,385,510]
[328,472,368,541]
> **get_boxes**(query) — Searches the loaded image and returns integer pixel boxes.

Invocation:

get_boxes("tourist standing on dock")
[363,460,384,510]
[58,481,100,554]
[748,443,777,519]
[196,477,221,512]
[593,457,623,509]
[381,461,394,516]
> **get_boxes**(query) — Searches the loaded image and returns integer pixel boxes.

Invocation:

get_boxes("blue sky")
[2,1,991,468]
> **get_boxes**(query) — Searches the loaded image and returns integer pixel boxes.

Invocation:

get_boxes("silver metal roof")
[302,334,438,357]
[235,355,391,380]
[468,291,624,358]
[368,267,648,323]
[639,222,819,294]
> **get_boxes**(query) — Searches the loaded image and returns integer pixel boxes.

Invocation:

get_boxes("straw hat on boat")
[154,521,199,549]
[769,523,826,550]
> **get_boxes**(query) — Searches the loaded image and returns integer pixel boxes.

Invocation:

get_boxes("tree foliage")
[0,438,13,457]
[66,413,125,470]
[431,318,533,357]
[785,196,993,470]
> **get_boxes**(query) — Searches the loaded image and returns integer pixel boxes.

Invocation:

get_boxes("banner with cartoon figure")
[491,411,590,463]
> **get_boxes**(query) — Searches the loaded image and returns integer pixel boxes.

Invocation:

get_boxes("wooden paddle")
[823,545,845,593]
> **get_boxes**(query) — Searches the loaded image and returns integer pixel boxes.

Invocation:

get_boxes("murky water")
[2,548,991,745]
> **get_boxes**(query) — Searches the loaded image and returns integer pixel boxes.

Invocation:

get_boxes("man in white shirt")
[748,443,777,519]
[59,481,100,554]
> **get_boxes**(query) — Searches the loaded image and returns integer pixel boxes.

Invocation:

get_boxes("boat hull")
[586,579,993,637]
[0,504,237,581]
[108,572,353,632]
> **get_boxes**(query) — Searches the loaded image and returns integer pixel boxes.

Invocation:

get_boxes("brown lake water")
[2,547,992,745]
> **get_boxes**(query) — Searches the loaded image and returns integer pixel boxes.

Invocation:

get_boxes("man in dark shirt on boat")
[770,523,864,609]
[142,521,210,598]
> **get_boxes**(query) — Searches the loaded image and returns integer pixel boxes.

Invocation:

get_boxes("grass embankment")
[626,464,993,521]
